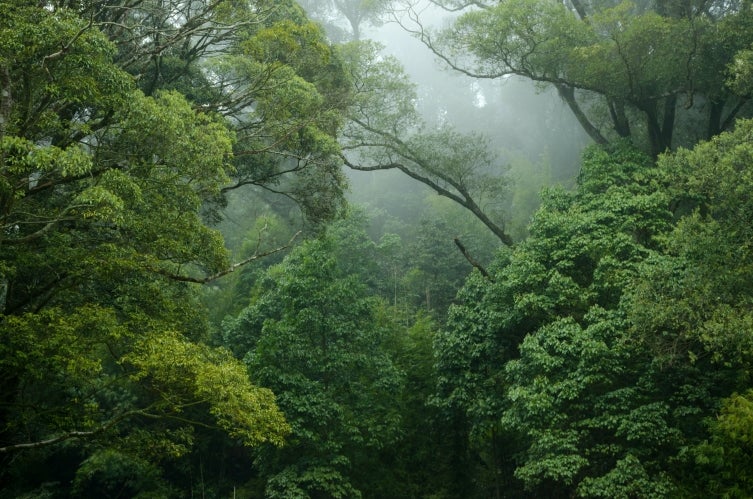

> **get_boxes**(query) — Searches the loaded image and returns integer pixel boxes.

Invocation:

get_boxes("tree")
[625,118,753,368]
[434,144,678,496]
[690,390,753,498]
[222,215,404,497]
[299,0,395,41]
[0,1,351,494]
[70,0,350,225]
[435,119,753,496]
[402,206,497,316]
[403,0,753,156]
[340,41,515,244]
[621,119,753,497]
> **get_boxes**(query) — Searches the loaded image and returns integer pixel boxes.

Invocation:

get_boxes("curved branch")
[425,0,494,12]
[343,154,513,246]
[0,431,99,454]
[344,114,514,244]
[0,409,139,454]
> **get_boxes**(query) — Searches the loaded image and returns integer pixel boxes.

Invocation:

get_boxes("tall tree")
[75,0,350,224]
[340,41,515,245]
[435,120,753,496]
[435,144,675,496]
[403,0,753,156]
[222,215,404,497]
[0,0,351,495]
[624,119,753,496]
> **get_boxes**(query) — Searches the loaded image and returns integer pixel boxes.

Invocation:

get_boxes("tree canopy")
[0,0,349,495]
[3,0,753,496]
[405,0,753,156]
[434,120,753,497]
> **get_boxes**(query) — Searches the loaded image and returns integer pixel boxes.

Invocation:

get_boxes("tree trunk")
[608,98,631,138]
[661,94,677,150]
[556,84,609,146]
[642,101,671,158]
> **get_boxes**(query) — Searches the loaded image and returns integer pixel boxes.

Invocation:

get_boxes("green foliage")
[435,0,753,154]
[0,1,345,496]
[728,46,753,96]
[503,311,684,497]
[199,6,349,225]
[625,119,753,365]
[690,390,753,498]
[434,139,749,496]
[614,120,753,496]
[126,331,289,447]
[6,0,753,497]
[340,40,419,138]
[223,215,404,497]
[402,215,478,316]
[574,6,694,100]
[72,449,172,498]
[450,0,590,79]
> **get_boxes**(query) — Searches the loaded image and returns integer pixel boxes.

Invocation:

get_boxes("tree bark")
[608,99,631,138]
[454,238,492,279]
[707,98,724,138]
[661,94,677,150]
[569,0,589,20]
[642,101,666,158]
[556,85,608,146]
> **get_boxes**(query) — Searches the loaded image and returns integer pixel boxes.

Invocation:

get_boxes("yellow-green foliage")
[127,331,290,447]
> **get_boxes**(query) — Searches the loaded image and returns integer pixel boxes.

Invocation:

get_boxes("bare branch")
[0,409,139,454]
[454,237,493,278]
[0,431,98,453]
[151,231,302,284]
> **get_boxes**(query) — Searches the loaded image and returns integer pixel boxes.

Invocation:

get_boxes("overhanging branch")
[343,154,513,246]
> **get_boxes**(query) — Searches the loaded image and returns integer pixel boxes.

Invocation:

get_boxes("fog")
[335,2,591,241]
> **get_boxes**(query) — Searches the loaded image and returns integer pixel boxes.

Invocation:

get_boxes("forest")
[1,0,752,497]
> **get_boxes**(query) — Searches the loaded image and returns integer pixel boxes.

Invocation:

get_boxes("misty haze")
[2,0,752,497]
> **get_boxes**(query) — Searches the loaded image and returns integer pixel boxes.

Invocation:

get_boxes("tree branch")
[720,97,750,133]
[0,409,139,454]
[454,237,492,279]
[150,231,301,284]
[343,154,513,246]
[0,431,98,453]
[42,14,95,71]
[425,0,494,11]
